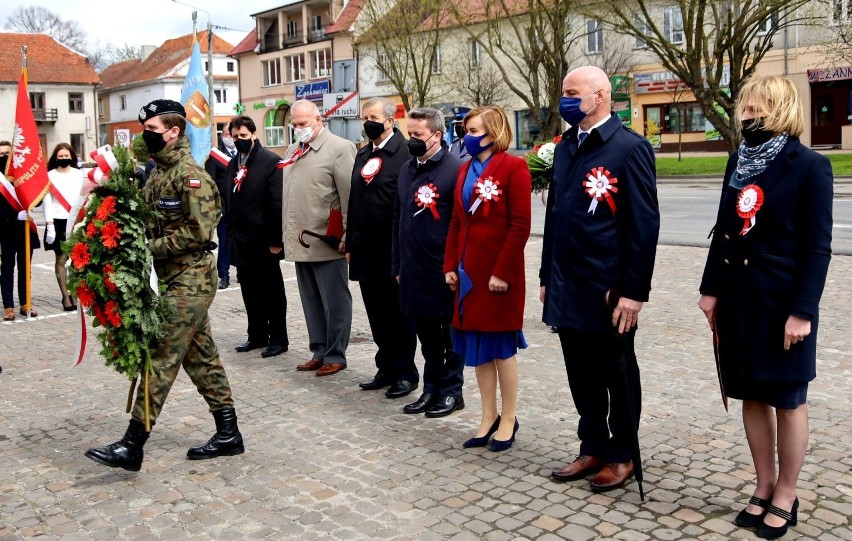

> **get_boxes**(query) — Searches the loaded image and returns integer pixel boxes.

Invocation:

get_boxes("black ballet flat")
[735,495,770,528]
[463,416,500,448]
[756,498,798,540]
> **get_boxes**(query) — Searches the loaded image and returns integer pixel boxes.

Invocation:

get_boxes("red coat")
[443,152,531,331]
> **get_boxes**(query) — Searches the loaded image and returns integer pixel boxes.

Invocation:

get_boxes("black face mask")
[407,136,430,157]
[454,124,465,139]
[363,120,387,141]
[741,118,774,147]
[142,129,169,155]
[56,158,73,168]
[0,155,7,173]
[234,138,253,154]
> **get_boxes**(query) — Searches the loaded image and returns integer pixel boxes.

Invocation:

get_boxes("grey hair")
[407,107,444,134]
[363,97,397,119]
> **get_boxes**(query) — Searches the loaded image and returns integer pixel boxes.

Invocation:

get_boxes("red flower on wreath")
[70,242,91,269]
[101,221,122,249]
[76,283,96,308]
[104,275,117,294]
[96,196,117,221]
[93,305,108,326]
[104,300,122,327]
[85,222,98,238]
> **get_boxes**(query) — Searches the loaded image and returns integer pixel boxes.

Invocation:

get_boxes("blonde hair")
[463,105,513,154]
[735,76,804,138]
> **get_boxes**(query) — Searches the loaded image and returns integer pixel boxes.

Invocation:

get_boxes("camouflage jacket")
[143,137,221,295]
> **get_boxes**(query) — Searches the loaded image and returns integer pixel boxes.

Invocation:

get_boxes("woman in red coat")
[444,105,532,452]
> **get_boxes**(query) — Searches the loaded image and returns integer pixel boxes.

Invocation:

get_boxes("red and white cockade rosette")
[469,176,501,217]
[361,157,382,185]
[414,183,440,219]
[736,184,764,235]
[276,146,304,170]
[233,165,248,192]
[584,166,619,214]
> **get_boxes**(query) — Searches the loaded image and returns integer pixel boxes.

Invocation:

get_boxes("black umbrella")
[298,229,342,250]
[606,289,645,501]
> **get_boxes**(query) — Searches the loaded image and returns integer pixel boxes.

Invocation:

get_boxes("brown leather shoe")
[551,455,603,481]
[296,358,323,371]
[316,363,346,377]
[590,461,634,492]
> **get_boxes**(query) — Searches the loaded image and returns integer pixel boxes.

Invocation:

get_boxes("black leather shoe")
[756,498,798,540]
[359,371,391,390]
[425,396,465,418]
[187,407,245,460]
[735,496,771,528]
[235,340,266,352]
[85,420,150,472]
[403,393,435,414]
[385,380,418,399]
[261,344,287,358]
[218,278,230,290]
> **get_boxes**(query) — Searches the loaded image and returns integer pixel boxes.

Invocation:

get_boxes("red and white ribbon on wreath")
[73,145,119,225]
[469,176,500,216]
[414,183,440,219]
[233,165,248,193]
[736,184,764,235]
[584,166,619,215]
[361,157,382,185]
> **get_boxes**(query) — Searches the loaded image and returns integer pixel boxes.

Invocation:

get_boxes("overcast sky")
[0,1,287,52]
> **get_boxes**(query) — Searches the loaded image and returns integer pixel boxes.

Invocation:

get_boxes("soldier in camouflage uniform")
[85,99,244,472]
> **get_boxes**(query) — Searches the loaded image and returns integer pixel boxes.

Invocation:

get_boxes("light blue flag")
[180,39,212,165]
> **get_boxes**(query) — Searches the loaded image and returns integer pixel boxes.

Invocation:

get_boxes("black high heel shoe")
[756,498,798,540]
[490,418,519,452]
[735,495,771,528]
[463,416,500,448]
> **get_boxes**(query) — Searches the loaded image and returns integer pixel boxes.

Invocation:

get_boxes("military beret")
[138,99,186,124]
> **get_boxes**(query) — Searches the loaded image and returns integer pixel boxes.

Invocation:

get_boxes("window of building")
[633,15,651,48]
[470,39,482,67]
[227,61,235,72]
[97,98,104,117]
[119,95,127,111]
[70,133,85,157]
[376,53,390,82]
[515,110,541,150]
[311,15,322,31]
[586,19,603,54]
[29,92,45,110]
[265,106,288,147]
[205,61,209,72]
[214,89,227,103]
[286,53,305,82]
[287,20,298,38]
[831,0,852,23]
[431,45,442,75]
[68,92,84,113]
[313,49,331,78]
[262,59,281,86]
[664,6,684,44]
[646,102,707,134]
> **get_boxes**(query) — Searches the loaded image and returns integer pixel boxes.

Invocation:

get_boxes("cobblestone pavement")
[1,240,851,541]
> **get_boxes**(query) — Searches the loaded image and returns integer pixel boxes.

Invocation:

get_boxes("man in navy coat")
[392,107,465,417]
[347,97,418,398]
[540,66,660,493]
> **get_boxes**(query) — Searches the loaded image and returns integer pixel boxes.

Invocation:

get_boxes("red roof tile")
[326,0,367,34]
[98,31,234,90]
[0,33,99,85]
[229,31,259,56]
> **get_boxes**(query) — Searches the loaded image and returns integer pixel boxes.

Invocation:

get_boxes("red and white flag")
[8,70,50,211]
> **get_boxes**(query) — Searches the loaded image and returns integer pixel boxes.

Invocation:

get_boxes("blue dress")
[453,155,527,367]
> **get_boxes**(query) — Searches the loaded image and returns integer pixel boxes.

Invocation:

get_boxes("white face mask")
[221,136,235,149]
[294,126,314,143]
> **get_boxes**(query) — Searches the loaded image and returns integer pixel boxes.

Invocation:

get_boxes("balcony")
[284,31,304,46]
[33,109,58,123]
[308,29,326,42]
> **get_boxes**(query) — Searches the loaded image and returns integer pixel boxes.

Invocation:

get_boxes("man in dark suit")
[540,66,660,493]
[226,115,288,358]
[205,123,236,290]
[347,97,418,398]
[393,107,465,417]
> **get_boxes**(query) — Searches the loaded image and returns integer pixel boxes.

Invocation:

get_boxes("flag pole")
[22,45,32,319]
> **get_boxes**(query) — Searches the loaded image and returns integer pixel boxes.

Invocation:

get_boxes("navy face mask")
[559,90,599,126]
[464,133,493,157]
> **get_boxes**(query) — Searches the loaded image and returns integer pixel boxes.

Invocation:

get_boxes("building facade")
[0,33,100,159]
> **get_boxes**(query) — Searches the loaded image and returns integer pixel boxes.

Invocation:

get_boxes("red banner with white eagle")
[7,70,50,211]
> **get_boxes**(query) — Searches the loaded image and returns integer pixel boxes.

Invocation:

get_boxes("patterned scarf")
[731,132,788,189]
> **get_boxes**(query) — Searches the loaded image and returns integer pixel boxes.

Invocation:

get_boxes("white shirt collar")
[372,130,394,152]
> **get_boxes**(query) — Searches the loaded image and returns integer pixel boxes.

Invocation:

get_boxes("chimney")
[140,45,157,61]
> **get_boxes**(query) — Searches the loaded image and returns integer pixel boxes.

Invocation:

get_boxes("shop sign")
[807,67,852,82]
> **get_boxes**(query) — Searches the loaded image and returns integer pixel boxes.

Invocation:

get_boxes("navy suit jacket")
[540,113,660,331]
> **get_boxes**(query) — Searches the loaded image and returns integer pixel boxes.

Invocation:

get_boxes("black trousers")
[557,328,642,464]
[236,257,288,347]
[0,235,32,309]
[359,277,417,382]
[415,316,464,397]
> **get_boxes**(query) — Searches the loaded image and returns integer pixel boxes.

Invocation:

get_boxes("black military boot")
[186,407,245,460]
[85,419,149,472]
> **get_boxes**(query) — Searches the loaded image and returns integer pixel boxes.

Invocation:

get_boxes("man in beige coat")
[282,100,357,376]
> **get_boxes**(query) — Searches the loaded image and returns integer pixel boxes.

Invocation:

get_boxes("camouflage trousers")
[131,290,234,426]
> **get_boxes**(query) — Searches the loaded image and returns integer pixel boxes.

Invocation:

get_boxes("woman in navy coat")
[699,76,832,539]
